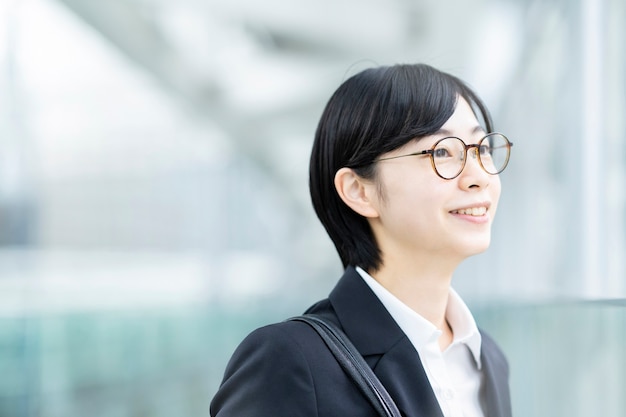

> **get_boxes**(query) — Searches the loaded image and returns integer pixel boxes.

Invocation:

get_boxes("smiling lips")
[449,206,488,216]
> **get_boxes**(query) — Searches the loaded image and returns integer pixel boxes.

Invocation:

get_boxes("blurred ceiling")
[54,0,491,206]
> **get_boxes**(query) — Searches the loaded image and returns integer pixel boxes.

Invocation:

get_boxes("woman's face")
[367,97,502,264]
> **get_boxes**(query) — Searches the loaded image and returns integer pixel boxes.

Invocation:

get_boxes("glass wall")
[0,0,624,416]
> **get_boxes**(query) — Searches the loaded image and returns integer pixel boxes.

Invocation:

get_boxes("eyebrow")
[436,125,486,137]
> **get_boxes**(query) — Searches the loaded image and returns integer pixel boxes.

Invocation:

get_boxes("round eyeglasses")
[376,133,513,180]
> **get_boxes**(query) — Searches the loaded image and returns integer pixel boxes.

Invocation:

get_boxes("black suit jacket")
[210,266,512,417]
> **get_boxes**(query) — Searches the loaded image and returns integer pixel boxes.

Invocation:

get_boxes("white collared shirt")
[356,267,485,417]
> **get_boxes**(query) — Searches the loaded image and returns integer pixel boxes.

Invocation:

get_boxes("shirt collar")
[355,266,482,368]
[446,286,482,368]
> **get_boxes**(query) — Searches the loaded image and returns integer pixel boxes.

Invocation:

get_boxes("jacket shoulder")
[210,321,321,416]
[211,317,378,417]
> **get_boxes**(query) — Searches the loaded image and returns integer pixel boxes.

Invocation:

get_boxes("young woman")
[210,63,513,417]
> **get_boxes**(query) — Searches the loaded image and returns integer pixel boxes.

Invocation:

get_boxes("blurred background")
[0,0,624,416]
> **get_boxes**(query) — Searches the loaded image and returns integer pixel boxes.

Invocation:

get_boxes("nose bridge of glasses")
[466,144,480,160]
[462,144,491,177]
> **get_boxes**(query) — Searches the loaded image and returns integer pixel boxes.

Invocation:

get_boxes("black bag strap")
[289,315,402,417]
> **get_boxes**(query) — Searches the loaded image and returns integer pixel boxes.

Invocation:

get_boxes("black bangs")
[380,65,459,149]
[335,64,467,169]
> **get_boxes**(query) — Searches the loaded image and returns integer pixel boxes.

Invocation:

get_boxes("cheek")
[375,163,448,222]
[490,177,502,214]
[385,177,445,225]
[491,173,502,190]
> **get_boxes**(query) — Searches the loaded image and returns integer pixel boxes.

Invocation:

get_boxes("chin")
[460,237,492,257]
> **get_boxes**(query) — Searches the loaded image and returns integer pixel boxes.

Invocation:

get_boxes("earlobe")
[334,168,379,218]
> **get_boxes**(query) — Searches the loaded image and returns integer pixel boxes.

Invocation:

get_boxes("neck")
[368,251,461,334]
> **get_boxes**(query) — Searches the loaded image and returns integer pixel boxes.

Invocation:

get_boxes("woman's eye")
[433,148,452,158]
[478,144,492,156]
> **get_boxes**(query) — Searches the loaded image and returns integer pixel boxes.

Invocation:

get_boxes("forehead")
[403,99,484,150]
[437,97,485,135]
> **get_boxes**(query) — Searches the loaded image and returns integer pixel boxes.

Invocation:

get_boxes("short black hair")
[309,63,493,272]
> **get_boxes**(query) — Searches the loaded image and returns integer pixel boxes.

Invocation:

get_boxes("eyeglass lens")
[433,134,510,179]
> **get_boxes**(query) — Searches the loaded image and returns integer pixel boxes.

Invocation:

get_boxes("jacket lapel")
[480,332,512,417]
[328,266,444,417]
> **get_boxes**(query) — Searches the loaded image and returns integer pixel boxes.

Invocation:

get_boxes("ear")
[334,167,380,218]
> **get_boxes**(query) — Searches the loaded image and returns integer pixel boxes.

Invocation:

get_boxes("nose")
[457,147,490,189]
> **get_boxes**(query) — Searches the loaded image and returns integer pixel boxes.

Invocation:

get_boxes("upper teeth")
[453,207,487,216]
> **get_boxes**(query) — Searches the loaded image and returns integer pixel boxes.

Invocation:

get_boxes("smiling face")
[365,97,501,268]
